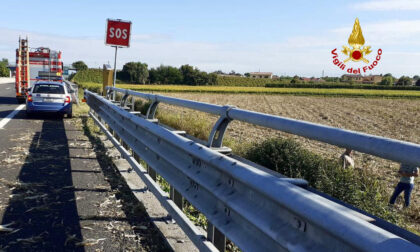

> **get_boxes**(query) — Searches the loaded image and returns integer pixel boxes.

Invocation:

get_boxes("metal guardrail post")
[106,88,113,100]
[147,165,157,181]
[146,100,160,119]
[207,222,226,252]
[131,96,135,111]
[120,91,130,108]
[207,106,235,148]
[170,185,184,210]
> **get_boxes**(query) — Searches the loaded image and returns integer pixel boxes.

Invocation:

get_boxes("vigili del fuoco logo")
[331,18,382,74]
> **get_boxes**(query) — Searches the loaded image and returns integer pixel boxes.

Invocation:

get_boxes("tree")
[380,76,393,86]
[72,61,88,71]
[0,58,9,77]
[383,73,393,77]
[179,64,196,85]
[396,76,412,86]
[213,70,225,75]
[290,75,300,84]
[148,68,158,84]
[177,64,217,85]
[244,72,250,77]
[416,79,420,86]
[121,62,149,84]
[413,75,420,81]
[151,65,183,84]
[207,73,217,85]
[0,61,9,77]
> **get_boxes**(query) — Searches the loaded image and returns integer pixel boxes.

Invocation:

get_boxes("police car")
[26,81,73,118]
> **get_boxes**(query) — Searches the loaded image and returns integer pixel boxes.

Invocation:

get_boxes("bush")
[71,69,103,83]
[72,61,88,71]
[380,76,394,86]
[245,138,404,224]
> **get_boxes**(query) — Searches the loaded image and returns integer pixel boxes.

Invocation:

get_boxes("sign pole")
[112,46,118,100]
[105,18,131,99]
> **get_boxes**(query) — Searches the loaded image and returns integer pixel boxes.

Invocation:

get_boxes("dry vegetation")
[154,93,420,219]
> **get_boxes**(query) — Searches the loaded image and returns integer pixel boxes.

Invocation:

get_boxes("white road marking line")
[5,88,10,90]
[0,104,25,129]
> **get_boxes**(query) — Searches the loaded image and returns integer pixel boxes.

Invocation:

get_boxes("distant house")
[341,74,363,83]
[300,77,325,83]
[362,75,382,84]
[341,74,382,84]
[249,72,272,79]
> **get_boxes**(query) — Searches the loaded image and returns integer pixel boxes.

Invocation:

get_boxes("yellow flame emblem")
[342,18,372,63]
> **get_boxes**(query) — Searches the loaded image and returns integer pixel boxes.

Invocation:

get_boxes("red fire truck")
[15,37,63,102]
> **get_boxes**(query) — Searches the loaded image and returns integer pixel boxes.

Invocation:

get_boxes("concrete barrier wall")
[0,77,14,84]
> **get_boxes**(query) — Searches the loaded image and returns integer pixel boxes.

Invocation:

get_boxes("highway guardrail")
[83,87,420,252]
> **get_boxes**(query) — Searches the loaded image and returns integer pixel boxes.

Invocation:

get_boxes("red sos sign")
[105,19,131,47]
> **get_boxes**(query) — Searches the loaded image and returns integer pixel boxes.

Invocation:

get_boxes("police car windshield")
[32,84,65,94]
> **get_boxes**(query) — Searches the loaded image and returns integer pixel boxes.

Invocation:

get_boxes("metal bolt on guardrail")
[83,87,420,252]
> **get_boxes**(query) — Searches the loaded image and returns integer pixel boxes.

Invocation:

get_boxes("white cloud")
[1,24,420,78]
[352,0,420,11]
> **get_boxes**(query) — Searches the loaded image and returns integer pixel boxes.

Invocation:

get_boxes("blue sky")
[1,0,420,77]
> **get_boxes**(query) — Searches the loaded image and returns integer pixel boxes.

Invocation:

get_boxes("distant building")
[249,72,272,79]
[341,74,363,82]
[341,74,382,84]
[300,77,325,83]
[362,75,382,84]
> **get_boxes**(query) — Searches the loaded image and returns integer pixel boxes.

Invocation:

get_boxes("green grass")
[244,139,406,225]
[71,69,103,83]
[76,81,420,98]
[216,76,278,87]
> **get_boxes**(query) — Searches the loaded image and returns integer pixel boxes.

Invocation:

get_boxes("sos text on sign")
[105,19,131,47]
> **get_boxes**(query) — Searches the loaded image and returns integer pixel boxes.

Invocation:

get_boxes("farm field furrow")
[78,82,420,98]
[155,93,420,212]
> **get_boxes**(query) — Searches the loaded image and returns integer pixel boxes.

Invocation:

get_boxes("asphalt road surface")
[0,82,169,251]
